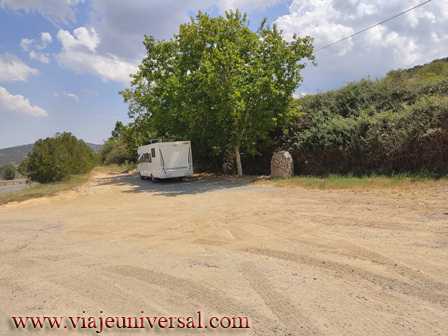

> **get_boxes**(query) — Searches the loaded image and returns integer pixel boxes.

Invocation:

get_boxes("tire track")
[282,238,448,297]
[110,265,277,329]
[239,261,322,335]
[240,246,448,308]
[317,281,401,336]
[329,239,448,288]
[266,241,401,336]
[268,240,448,335]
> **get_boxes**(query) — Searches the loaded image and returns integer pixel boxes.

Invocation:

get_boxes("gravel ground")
[0,172,447,335]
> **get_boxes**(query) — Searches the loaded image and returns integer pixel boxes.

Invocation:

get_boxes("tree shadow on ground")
[96,173,265,197]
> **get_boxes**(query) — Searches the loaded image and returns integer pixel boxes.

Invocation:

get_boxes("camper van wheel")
[139,172,145,180]
[151,175,158,183]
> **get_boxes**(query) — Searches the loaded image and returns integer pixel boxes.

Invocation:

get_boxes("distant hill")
[0,143,102,166]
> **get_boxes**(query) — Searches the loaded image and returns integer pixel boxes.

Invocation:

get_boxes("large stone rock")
[271,151,294,179]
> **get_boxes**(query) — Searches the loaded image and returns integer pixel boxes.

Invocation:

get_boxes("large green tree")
[121,10,314,175]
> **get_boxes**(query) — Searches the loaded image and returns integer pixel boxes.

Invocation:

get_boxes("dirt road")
[1,172,447,335]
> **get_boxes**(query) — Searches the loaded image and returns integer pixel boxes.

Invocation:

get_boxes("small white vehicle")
[137,140,193,182]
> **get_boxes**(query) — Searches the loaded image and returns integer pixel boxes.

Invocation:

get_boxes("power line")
[315,0,432,52]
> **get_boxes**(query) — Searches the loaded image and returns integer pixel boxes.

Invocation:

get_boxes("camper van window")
[151,148,156,158]
[143,153,151,163]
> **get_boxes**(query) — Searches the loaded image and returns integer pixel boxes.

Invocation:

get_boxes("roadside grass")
[0,174,90,205]
[0,164,136,205]
[263,173,448,190]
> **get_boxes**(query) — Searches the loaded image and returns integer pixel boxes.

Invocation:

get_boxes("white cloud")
[20,32,53,63]
[36,32,52,50]
[0,86,48,117]
[29,51,50,64]
[87,0,288,62]
[0,0,84,23]
[216,0,289,12]
[55,27,138,84]
[21,32,52,52]
[277,0,354,56]
[54,92,59,97]
[63,91,80,102]
[41,32,52,44]
[88,0,206,60]
[0,53,39,82]
[73,0,287,85]
[57,27,100,52]
[276,0,448,92]
[357,3,377,16]
[20,38,34,52]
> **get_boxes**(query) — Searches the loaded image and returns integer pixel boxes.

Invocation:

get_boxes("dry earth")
[0,172,447,335]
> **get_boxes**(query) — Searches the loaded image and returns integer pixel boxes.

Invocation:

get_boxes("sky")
[0,0,447,149]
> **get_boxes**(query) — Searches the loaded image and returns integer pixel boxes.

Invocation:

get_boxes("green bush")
[280,63,448,176]
[19,132,97,183]
[1,163,16,180]
[99,139,135,165]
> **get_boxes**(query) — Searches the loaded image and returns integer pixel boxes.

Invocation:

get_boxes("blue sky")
[1,0,447,148]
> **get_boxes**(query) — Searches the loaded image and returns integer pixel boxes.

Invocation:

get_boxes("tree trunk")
[234,146,243,177]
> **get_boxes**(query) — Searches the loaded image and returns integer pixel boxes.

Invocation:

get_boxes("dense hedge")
[280,69,448,176]
[19,132,97,183]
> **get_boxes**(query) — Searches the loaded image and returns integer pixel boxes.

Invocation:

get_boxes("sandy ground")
[0,172,447,335]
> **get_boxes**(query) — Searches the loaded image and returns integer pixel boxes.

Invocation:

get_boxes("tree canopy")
[120,10,314,175]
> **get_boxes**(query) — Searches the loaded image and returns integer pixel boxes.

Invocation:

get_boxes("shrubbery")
[18,133,97,183]
[98,121,152,165]
[98,139,134,165]
[280,64,448,176]
[0,163,16,180]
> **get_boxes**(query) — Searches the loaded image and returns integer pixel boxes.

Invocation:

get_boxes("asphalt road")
[0,184,30,195]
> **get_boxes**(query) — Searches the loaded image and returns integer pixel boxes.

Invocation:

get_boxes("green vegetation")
[99,139,132,165]
[265,174,447,190]
[98,121,150,165]
[280,59,448,176]
[0,143,102,167]
[18,132,97,183]
[0,163,16,180]
[120,10,314,176]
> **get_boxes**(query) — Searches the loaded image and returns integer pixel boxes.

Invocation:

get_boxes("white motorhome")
[137,140,193,182]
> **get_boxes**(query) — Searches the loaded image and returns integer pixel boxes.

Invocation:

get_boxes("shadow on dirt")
[96,173,263,197]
